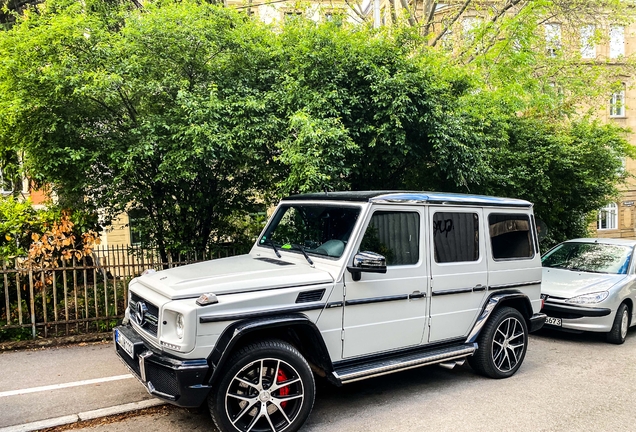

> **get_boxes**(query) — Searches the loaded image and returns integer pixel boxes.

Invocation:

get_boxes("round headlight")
[176,313,184,339]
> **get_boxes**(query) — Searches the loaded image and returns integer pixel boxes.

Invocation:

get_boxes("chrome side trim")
[489,280,541,290]
[199,303,325,323]
[345,294,409,306]
[432,287,474,296]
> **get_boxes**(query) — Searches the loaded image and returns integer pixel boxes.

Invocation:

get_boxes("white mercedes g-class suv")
[114,191,546,432]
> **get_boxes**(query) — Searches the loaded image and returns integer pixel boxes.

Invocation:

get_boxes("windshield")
[258,204,361,259]
[542,242,633,274]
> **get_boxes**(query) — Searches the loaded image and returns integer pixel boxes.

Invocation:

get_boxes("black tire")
[208,339,315,432]
[607,303,630,345]
[469,306,528,379]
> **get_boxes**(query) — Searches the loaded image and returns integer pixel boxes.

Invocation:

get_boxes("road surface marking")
[0,399,165,432]
[0,374,134,398]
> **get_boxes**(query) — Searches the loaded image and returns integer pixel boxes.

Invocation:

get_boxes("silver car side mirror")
[347,251,387,281]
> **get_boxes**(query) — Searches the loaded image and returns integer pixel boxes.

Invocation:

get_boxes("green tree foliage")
[272,22,486,193]
[0,0,631,252]
[0,0,278,260]
[481,117,631,247]
[0,197,38,258]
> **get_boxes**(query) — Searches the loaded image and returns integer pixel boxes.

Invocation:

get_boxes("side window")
[433,212,479,263]
[489,214,534,260]
[359,211,419,266]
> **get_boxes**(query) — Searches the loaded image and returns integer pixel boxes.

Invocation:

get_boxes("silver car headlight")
[566,291,609,304]
[176,313,185,339]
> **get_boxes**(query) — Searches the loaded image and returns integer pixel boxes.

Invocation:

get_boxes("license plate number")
[115,329,135,359]
[545,316,562,327]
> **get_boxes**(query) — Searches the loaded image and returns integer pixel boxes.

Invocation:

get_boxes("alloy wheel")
[225,358,305,432]
[491,316,526,373]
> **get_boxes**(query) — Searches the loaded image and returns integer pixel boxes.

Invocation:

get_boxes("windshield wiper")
[292,244,314,266]
[266,239,281,258]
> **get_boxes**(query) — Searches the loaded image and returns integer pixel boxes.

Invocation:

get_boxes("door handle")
[409,291,426,300]
[473,284,486,292]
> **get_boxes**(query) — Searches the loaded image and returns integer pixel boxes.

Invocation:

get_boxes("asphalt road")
[0,342,156,430]
[57,328,636,432]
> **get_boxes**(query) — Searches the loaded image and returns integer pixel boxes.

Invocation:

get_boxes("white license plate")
[545,316,562,327]
[116,329,135,359]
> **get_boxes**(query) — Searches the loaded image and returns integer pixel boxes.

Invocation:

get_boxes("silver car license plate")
[115,329,135,358]
[545,316,562,327]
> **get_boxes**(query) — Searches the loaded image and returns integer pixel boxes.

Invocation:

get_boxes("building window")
[545,23,561,57]
[610,83,626,117]
[323,10,344,25]
[462,16,481,43]
[580,25,596,59]
[283,10,302,22]
[598,202,618,230]
[610,26,625,59]
[440,29,454,51]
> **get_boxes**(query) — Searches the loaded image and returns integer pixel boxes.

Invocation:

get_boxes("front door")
[428,207,488,342]
[342,207,429,358]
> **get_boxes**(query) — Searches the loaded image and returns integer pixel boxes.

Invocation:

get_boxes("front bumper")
[541,302,613,333]
[113,325,211,407]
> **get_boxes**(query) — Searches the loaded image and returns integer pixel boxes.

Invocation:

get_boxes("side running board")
[333,343,477,384]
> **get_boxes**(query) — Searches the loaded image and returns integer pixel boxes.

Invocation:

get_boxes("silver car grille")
[129,293,159,336]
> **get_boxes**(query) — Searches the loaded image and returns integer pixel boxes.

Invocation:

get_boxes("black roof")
[283,191,532,208]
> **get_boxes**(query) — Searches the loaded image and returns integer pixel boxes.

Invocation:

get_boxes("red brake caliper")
[277,368,290,409]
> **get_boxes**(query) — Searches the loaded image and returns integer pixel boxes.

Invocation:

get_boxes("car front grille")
[130,293,159,336]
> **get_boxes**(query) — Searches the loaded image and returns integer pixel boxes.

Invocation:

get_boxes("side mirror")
[347,251,387,281]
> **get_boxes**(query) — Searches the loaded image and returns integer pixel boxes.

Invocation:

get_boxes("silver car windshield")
[542,243,633,274]
[259,204,361,259]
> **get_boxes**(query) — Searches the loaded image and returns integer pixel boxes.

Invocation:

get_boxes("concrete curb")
[0,399,166,432]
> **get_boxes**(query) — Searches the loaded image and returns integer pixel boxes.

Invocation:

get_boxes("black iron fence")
[0,245,245,342]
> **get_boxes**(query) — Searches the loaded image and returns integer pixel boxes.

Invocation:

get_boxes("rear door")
[428,207,488,342]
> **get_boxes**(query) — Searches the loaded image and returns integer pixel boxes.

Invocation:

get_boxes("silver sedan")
[541,238,636,344]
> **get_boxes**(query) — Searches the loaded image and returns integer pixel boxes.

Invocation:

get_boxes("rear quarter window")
[489,214,534,260]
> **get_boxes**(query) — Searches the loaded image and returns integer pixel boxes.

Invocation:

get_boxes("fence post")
[28,267,36,339]
[41,270,47,338]
[2,261,9,327]
[62,258,69,336]
[53,264,58,337]
[15,258,23,330]
[82,255,89,333]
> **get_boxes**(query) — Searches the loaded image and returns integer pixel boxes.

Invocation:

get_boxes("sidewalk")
[0,341,164,432]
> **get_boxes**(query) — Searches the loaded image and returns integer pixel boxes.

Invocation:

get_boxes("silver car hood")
[541,267,626,298]
[133,254,334,300]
